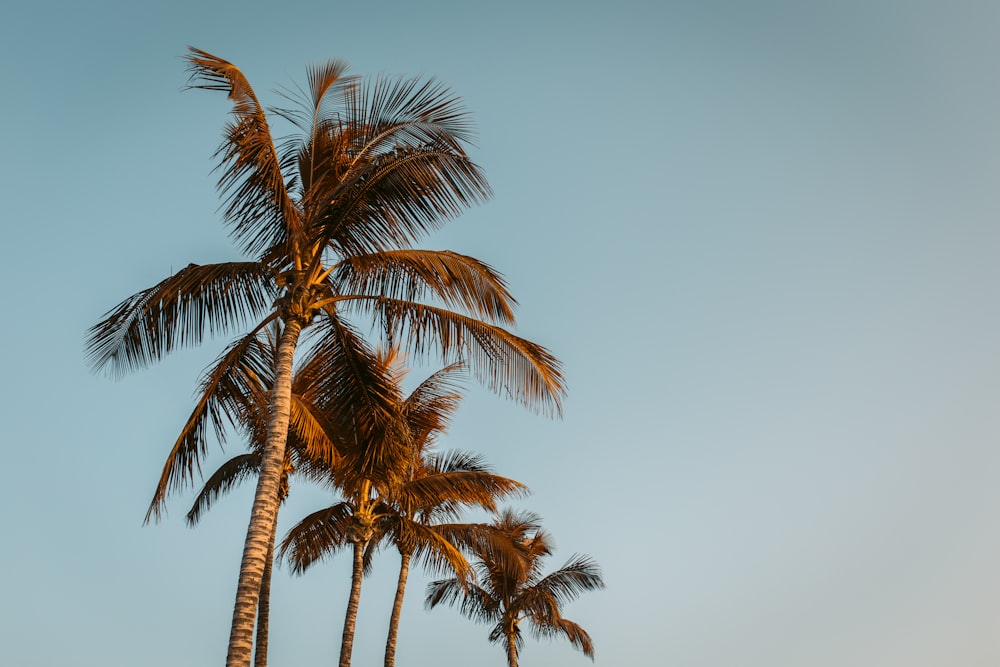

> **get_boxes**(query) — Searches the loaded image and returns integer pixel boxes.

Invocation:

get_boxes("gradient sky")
[3,1,1000,665]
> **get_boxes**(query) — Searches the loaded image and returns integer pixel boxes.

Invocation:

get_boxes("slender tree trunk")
[505,630,518,667]
[253,518,278,667]
[383,550,412,667]
[339,539,368,667]
[226,319,303,667]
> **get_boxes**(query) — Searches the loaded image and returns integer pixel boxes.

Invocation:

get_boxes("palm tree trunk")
[505,631,518,667]
[226,319,303,667]
[339,539,367,667]
[383,550,411,667]
[253,518,277,667]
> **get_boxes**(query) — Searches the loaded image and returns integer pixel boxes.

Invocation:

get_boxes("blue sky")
[3,1,1000,665]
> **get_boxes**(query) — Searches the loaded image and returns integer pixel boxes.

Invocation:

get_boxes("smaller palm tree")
[280,352,525,667]
[425,510,605,667]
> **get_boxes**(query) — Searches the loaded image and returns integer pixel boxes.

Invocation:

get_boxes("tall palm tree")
[86,49,564,667]
[426,510,605,667]
[281,352,526,667]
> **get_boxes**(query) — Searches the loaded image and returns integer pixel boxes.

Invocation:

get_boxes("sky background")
[2,1,1000,665]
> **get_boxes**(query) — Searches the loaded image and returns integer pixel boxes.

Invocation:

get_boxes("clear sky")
[2,1,1000,665]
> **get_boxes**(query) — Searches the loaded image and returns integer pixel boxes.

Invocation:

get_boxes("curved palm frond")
[186,453,261,526]
[340,296,565,416]
[403,364,466,449]
[399,471,526,515]
[279,502,355,574]
[522,555,605,610]
[305,311,411,486]
[329,250,516,325]
[144,318,277,523]
[86,262,275,376]
[529,618,595,658]
[270,59,355,135]
[426,578,499,624]
[391,520,472,582]
[185,48,300,255]
[318,146,491,257]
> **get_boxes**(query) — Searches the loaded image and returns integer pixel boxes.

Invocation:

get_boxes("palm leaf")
[279,502,355,573]
[185,48,301,255]
[86,262,275,375]
[318,146,490,257]
[340,296,565,416]
[144,318,277,523]
[186,453,261,526]
[329,250,517,325]
[529,617,595,658]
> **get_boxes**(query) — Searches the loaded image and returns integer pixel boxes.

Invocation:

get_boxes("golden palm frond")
[86,262,275,376]
[317,145,490,256]
[184,48,300,255]
[399,472,526,515]
[279,502,355,574]
[342,297,565,416]
[330,250,517,325]
[144,318,277,523]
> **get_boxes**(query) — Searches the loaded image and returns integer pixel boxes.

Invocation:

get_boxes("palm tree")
[281,352,526,667]
[86,49,564,667]
[426,510,605,667]
[375,362,524,667]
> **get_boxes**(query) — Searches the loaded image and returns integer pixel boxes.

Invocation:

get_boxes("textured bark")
[383,551,411,667]
[226,320,303,667]
[339,539,367,667]
[505,631,518,667]
[253,520,277,667]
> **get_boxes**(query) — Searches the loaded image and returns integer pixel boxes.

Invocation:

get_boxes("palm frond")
[279,502,355,574]
[86,262,275,375]
[340,297,565,416]
[317,146,490,256]
[520,555,605,613]
[529,617,595,659]
[425,579,500,624]
[186,453,261,525]
[422,450,490,475]
[348,74,478,155]
[393,520,472,582]
[404,365,466,448]
[144,319,277,523]
[185,47,300,255]
[287,393,340,469]
[329,250,516,325]
[399,471,526,514]
[306,311,411,484]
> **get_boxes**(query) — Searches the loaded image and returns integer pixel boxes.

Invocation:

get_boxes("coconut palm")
[281,352,526,667]
[365,362,526,667]
[426,510,605,667]
[86,49,564,667]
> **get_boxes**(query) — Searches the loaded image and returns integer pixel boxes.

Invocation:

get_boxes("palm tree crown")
[426,510,605,667]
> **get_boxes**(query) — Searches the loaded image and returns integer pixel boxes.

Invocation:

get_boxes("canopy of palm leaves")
[426,510,605,667]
